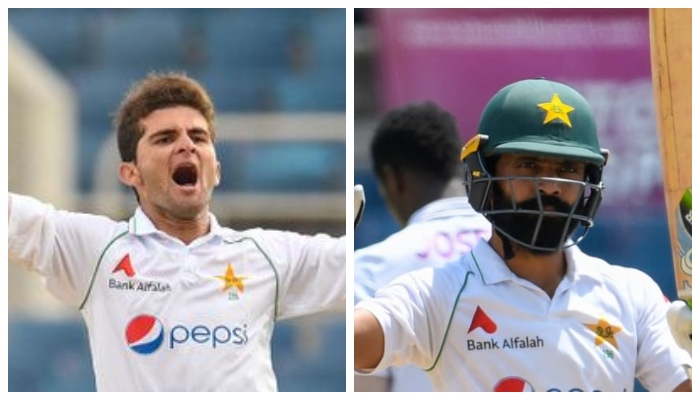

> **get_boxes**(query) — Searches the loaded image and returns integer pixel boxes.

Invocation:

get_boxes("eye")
[190,131,210,143]
[559,164,583,175]
[517,161,536,169]
[155,136,172,144]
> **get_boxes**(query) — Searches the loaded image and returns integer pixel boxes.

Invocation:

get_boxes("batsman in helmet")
[354,78,691,391]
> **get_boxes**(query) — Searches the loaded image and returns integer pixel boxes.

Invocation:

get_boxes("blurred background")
[8,8,346,392]
[354,9,684,392]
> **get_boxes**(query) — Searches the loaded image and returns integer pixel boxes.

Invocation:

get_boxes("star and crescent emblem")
[216,263,246,293]
[538,93,575,128]
[584,317,622,349]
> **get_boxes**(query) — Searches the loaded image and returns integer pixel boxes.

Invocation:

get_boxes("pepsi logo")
[494,376,535,392]
[125,314,164,355]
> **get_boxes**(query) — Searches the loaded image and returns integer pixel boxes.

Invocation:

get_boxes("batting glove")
[668,299,692,357]
[354,185,365,230]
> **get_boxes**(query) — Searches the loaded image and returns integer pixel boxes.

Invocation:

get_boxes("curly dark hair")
[114,72,216,163]
[370,101,461,182]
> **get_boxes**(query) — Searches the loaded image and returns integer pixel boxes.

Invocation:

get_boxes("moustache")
[514,195,573,214]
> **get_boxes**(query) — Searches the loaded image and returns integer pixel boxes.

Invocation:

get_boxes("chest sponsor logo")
[125,314,249,355]
[493,376,624,392]
[468,306,497,334]
[494,376,535,392]
[466,305,545,351]
[126,314,165,354]
[109,254,172,293]
[113,254,136,277]
[215,263,246,300]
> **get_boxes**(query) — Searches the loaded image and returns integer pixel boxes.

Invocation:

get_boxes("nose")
[537,177,561,196]
[175,132,196,153]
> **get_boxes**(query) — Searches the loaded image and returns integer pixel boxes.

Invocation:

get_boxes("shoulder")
[354,229,417,264]
[227,227,311,241]
[356,211,487,257]
[11,192,126,235]
[575,248,655,280]
[411,197,492,227]
[353,221,443,275]
[224,227,340,251]
[570,246,663,297]
[386,255,472,297]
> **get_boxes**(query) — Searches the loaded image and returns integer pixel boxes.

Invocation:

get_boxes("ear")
[119,162,142,188]
[215,161,221,186]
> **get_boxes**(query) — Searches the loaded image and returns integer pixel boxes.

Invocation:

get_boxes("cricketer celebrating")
[9,72,350,391]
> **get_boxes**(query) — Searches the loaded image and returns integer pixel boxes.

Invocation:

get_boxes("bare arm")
[672,379,691,392]
[354,375,390,392]
[354,308,385,370]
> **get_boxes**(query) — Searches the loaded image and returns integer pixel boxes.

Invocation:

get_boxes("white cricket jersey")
[354,197,491,391]
[8,193,346,391]
[356,238,692,392]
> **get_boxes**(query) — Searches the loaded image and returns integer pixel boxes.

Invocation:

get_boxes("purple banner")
[372,9,664,211]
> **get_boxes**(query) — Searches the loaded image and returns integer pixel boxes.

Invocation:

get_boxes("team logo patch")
[537,93,575,128]
[583,317,621,349]
[216,263,247,300]
[125,314,164,355]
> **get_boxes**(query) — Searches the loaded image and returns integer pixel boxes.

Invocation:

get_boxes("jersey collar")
[129,207,226,239]
[470,238,603,286]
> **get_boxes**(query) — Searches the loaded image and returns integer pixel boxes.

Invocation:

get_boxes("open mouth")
[172,164,198,187]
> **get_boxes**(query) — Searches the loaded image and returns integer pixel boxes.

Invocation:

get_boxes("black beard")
[490,191,579,255]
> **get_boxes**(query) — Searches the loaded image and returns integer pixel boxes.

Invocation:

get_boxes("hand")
[667,299,692,357]
[354,185,366,230]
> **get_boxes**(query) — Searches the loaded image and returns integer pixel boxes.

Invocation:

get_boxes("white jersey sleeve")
[353,253,393,381]
[356,260,467,373]
[354,255,384,305]
[629,267,692,391]
[353,198,491,391]
[248,229,346,319]
[8,193,126,307]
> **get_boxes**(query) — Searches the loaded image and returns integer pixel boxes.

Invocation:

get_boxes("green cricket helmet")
[461,78,610,252]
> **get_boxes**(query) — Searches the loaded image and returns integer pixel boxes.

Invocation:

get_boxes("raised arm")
[672,379,692,391]
[354,308,385,370]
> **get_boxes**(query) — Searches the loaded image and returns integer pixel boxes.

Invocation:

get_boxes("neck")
[489,231,567,298]
[140,204,211,245]
[442,177,466,198]
[400,177,465,226]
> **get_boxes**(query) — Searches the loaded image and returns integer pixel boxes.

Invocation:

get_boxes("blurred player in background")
[354,102,491,391]
[354,78,692,391]
[8,72,347,391]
